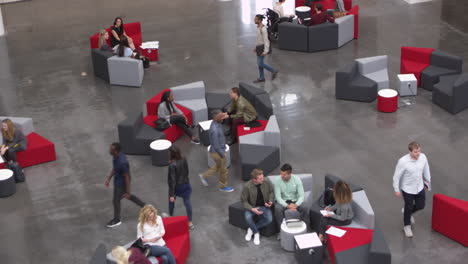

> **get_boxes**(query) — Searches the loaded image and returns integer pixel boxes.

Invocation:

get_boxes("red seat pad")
[346,5,359,39]
[237,120,268,138]
[432,194,468,247]
[400,46,435,86]
[160,216,191,264]
[327,226,373,264]
[0,132,56,169]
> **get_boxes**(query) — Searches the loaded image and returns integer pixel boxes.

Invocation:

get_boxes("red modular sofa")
[144,89,193,142]
[162,216,191,264]
[295,0,352,11]
[89,22,142,51]
[400,46,435,86]
[0,132,56,169]
[432,194,468,247]
[327,226,374,264]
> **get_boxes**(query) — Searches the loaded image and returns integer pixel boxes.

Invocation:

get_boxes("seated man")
[241,169,274,246]
[310,3,335,26]
[274,163,305,231]
[222,87,257,142]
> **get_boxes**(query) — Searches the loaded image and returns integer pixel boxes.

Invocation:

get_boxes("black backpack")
[319,187,335,208]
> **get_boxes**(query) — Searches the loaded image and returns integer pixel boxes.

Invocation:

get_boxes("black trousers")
[318,216,351,235]
[402,189,426,226]
[113,184,145,220]
[170,115,192,138]
[2,146,24,163]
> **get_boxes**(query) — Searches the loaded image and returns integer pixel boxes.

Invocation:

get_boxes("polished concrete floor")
[1,0,468,263]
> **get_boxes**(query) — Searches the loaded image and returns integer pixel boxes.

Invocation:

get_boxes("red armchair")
[162,216,191,264]
[89,22,143,51]
[400,46,435,86]
[144,89,193,142]
[432,194,468,247]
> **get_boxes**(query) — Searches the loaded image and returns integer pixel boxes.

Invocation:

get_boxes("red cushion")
[89,22,142,49]
[0,132,56,169]
[343,0,352,10]
[295,0,306,6]
[160,216,190,264]
[432,194,468,247]
[400,46,435,86]
[327,226,373,264]
[237,120,268,138]
[346,5,359,39]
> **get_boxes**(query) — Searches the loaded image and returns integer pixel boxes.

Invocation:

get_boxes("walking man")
[393,141,431,237]
[199,110,234,192]
[105,142,146,227]
[253,14,278,83]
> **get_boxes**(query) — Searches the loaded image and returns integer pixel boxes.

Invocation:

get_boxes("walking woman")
[1,119,27,164]
[110,17,136,50]
[168,146,194,229]
[137,205,176,264]
[253,14,278,83]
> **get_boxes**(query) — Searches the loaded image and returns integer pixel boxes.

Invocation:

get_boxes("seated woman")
[98,29,112,52]
[158,91,200,144]
[114,36,135,58]
[111,17,136,50]
[273,0,294,22]
[137,205,176,264]
[111,245,151,264]
[1,119,27,165]
[318,180,354,242]
[310,3,335,26]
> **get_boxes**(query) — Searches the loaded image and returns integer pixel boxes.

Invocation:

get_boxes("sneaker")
[106,218,122,228]
[189,222,195,230]
[190,139,200,144]
[253,233,260,245]
[219,186,234,192]
[198,174,209,186]
[253,78,265,83]
[403,225,413,238]
[245,228,253,241]
[271,71,278,81]
[402,208,415,224]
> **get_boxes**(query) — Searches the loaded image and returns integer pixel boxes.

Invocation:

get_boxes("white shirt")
[393,153,431,194]
[112,45,134,57]
[137,216,166,247]
[273,3,285,17]
[256,26,270,54]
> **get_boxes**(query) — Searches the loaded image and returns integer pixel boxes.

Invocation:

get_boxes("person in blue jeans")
[240,168,274,245]
[253,14,278,83]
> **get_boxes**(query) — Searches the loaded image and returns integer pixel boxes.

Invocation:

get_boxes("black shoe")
[253,78,266,83]
[272,71,278,81]
[191,139,200,144]
[106,218,122,228]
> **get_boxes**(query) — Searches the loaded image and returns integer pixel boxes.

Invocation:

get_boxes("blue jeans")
[169,194,193,221]
[149,245,176,264]
[244,206,273,234]
[257,55,276,80]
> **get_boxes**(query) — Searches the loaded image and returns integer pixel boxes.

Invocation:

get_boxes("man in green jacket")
[241,168,274,246]
[222,87,257,141]
[274,163,305,230]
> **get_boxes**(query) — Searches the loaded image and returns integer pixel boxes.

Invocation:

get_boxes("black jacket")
[168,159,190,197]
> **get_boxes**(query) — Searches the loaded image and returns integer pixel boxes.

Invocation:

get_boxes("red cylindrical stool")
[377,89,398,113]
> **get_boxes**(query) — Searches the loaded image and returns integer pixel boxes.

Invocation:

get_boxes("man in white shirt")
[393,142,431,238]
[253,14,278,83]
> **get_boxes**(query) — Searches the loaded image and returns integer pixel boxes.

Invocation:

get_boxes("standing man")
[273,163,305,230]
[222,87,257,142]
[393,141,431,238]
[105,142,146,227]
[199,110,234,192]
[241,169,274,245]
[253,14,278,83]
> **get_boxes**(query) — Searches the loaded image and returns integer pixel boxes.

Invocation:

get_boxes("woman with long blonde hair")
[111,245,151,264]
[98,29,112,51]
[1,119,27,164]
[137,205,175,264]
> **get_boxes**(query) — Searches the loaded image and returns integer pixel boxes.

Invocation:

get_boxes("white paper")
[320,210,335,217]
[295,233,322,249]
[141,41,160,49]
[326,226,347,238]
[198,120,213,130]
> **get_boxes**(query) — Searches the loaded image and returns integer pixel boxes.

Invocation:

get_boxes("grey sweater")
[2,129,27,150]
[158,101,183,123]
[329,202,354,221]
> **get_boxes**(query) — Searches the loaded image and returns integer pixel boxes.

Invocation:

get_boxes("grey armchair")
[421,50,463,91]
[91,49,113,81]
[433,73,468,114]
[335,61,378,102]
[278,22,309,52]
[108,56,144,87]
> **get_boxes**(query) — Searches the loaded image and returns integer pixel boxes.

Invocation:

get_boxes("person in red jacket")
[310,3,335,26]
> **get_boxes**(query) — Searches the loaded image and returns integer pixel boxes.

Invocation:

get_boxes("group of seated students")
[1,119,27,166]
[241,164,353,245]
[274,0,342,26]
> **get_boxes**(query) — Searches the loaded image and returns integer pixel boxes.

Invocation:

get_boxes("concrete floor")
[0,0,468,263]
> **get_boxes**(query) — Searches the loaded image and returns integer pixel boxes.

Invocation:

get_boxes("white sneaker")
[402,208,415,224]
[253,233,260,245]
[245,228,253,241]
[403,225,413,238]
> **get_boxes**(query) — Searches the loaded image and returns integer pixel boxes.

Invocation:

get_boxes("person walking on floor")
[105,142,146,228]
[241,168,274,245]
[253,14,278,83]
[199,110,234,192]
[393,141,431,238]
[167,146,194,229]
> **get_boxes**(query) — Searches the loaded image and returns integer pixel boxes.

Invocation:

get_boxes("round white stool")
[280,221,307,252]
[0,169,16,198]
[150,139,172,166]
[295,6,311,20]
[207,144,231,168]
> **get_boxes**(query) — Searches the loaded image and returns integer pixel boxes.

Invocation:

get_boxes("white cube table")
[397,74,417,96]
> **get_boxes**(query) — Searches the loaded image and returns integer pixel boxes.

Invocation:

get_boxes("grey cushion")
[254,93,273,120]
[433,73,468,114]
[228,201,278,237]
[421,65,459,91]
[239,82,266,107]
[264,115,281,148]
[240,144,280,181]
[176,99,208,125]
[308,22,339,52]
[335,62,378,102]
[89,243,107,264]
[91,49,113,82]
[278,22,309,52]
[336,15,354,47]
[239,131,264,145]
[335,244,370,264]
[171,81,205,101]
[369,225,391,264]
[431,49,463,72]
[355,55,389,90]
[108,56,144,87]
[205,92,231,114]
[346,190,375,230]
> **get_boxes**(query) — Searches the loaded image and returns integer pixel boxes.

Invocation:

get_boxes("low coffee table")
[377,89,398,113]
[0,169,16,197]
[294,232,324,264]
[397,74,417,96]
[281,220,307,251]
[150,139,172,166]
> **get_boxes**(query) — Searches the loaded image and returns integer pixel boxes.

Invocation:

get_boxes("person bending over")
[158,90,200,144]
[111,245,151,264]
[111,17,136,50]
[0,119,27,165]
[241,169,274,245]
[222,87,257,142]
[318,180,354,242]
[137,205,176,264]
[310,3,335,26]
